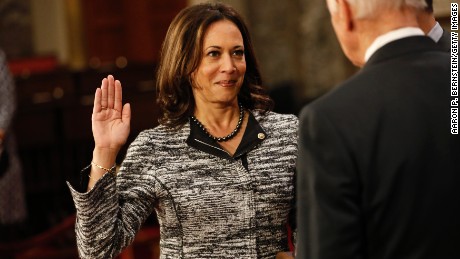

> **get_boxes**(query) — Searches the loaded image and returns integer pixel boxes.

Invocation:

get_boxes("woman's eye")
[207,51,220,57]
[233,50,244,57]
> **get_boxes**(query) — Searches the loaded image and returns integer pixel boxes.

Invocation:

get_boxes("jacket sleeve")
[67,132,158,258]
[296,106,365,259]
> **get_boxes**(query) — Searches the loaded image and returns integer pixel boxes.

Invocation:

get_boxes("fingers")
[101,78,108,110]
[107,75,115,109]
[95,75,124,114]
[114,79,123,112]
[93,87,102,114]
[122,103,131,124]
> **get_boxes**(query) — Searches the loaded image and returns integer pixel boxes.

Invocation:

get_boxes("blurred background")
[0,0,451,258]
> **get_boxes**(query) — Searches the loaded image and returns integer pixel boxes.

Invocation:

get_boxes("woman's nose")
[221,54,236,73]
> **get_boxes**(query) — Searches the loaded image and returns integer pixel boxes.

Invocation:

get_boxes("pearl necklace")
[191,104,244,142]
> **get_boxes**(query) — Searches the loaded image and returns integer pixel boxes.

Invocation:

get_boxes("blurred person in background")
[0,49,27,240]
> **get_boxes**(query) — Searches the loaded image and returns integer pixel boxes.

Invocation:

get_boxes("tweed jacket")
[68,110,298,259]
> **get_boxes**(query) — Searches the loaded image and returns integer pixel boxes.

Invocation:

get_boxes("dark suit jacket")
[437,29,450,52]
[297,36,459,259]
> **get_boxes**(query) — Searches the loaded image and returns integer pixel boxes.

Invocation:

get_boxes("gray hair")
[328,0,427,19]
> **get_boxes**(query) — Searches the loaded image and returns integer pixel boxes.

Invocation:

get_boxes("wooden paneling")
[81,0,186,65]
[4,0,186,244]
[81,0,125,64]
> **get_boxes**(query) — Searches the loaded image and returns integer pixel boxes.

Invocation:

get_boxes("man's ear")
[336,0,355,31]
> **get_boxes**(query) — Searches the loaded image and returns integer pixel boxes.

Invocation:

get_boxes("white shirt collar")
[427,22,443,42]
[364,27,425,62]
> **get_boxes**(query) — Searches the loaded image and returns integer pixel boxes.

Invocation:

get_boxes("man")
[417,0,450,51]
[297,0,459,259]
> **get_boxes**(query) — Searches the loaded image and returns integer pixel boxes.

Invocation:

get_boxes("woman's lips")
[216,80,237,87]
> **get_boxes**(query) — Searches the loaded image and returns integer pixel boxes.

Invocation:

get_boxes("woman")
[68,3,298,258]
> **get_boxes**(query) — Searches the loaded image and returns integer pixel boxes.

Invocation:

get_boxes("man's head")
[327,0,427,19]
[326,0,426,66]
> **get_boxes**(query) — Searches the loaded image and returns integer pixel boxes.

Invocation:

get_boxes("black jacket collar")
[186,111,267,160]
[365,36,441,68]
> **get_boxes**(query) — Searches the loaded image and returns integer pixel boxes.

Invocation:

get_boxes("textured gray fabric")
[0,50,27,224]
[68,111,298,259]
[0,50,15,129]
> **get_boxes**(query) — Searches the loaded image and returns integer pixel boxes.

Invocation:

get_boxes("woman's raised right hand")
[92,75,131,154]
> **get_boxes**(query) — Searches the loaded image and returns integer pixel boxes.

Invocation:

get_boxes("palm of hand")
[92,75,131,151]
[92,108,130,149]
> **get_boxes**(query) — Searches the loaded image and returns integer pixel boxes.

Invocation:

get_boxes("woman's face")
[191,19,246,106]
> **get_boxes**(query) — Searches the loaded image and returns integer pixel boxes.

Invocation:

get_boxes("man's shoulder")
[300,73,369,113]
[300,38,450,122]
[366,36,448,67]
[437,29,451,52]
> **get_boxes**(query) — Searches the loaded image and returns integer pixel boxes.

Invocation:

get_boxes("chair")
[0,214,78,259]
[0,211,160,259]
[117,225,160,259]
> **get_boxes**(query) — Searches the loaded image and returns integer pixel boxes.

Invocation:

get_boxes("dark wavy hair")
[156,2,273,128]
